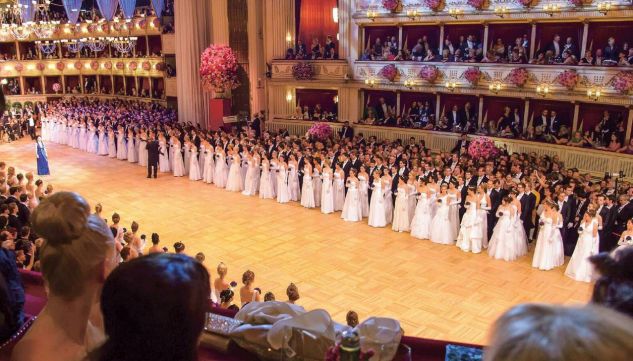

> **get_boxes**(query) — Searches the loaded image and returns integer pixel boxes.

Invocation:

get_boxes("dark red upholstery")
[0,317,35,361]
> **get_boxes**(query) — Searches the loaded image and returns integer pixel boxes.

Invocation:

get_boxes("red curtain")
[487,24,532,52]
[578,103,627,133]
[402,26,440,51]
[528,100,574,128]
[587,21,633,53]
[296,89,338,113]
[364,89,397,109]
[297,0,338,46]
[483,96,524,124]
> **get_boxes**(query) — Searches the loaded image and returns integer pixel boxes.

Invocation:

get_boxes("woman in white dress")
[341,169,362,222]
[288,155,301,202]
[382,168,394,224]
[477,185,491,248]
[188,142,202,181]
[488,197,521,261]
[78,122,87,151]
[127,129,138,163]
[392,179,410,232]
[456,186,484,253]
[447,183,461,239]
[259,154,275,199]
[320,163,334,214]
[367,171,387,228]
[171,139,186,177]
[94,125,104,155]
[531,201,565,269]
[333,164,345,211]
[157,135,170,173]
[225,150,244,192]
[410,180,432,239]
[213,147,228,188]
[116,127,127,160]
[358,166,370,218]
[183,140,191,175]
[242,152,259,196]
[613,219,633,257]
[138,132,148,167]
[312,160,322,208]
[108,128,117,158]
[565,210,600,282]
[407,177,418,224]
[276,157,290,204]
[300,162,315,208]
[202,142,215,184]
[430,185,455,245]
[198,141,206,176]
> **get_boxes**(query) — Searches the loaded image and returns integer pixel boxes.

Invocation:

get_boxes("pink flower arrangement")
[555,69,579,90]
[74,61,83,70]
[113,23,122,31]
[52,82,61,93]
[468,137,501,160]
[137,19,147,29]
[116,61,125,70]
[418,65,439,83]
[307,122,332,140]
[517,0,533,7]
[91,61,99,70]
[155,62,165,71]
[129,61,138,71]
[199,44,240,92]
[56,61,65,71]
[611,71,633,94]
[142,61,151,71]
[467,0,485,10]
[292,62,314,80]
[382,0,401,11]
[378,64,399,82]
[423,0,443,11]
[152,18,161,28]
[14,63,23,72]
[104,61,112,70]
[87,24,97,33]
[505,67,530,87]
[463,67,482,85]
[568,0,591,6]
[36,63,45,71]
[100,23,110,33]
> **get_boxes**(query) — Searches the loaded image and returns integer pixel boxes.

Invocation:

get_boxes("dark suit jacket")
[339,126,353,139]
[451,139,469,154]
[613,202,633,235]
[146,140,160,164]
[447,111,462,130]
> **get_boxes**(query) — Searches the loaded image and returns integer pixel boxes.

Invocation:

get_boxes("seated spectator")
[440,49,450,62]
[627,48,633,65]
[604,37,619,62]
[12,192,116,361]
[239,270,261,306]
[87,254,210,361]
[264,292,276,302]
[295,40,307,59]
[481,50,499,63]
[562,50,577,65]
[485,304,633,361]
[553,125,571,145]
[509,48,525,64]
[220,289,239,311]
[310,38,321,59]
[423,48,437,62]
[567,131,586,147]
[324,35,337,59]
[595,49,606,66]
[360,48,372,61]
[617,138,633,155]
[411,39,425,60]
[492,38,506,59]
[346,311,359,328]
[599,133,622,152]
[579,50,595,66]
[618,51,629,66]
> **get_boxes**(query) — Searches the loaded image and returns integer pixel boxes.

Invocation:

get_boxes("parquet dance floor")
[1,138,592,344]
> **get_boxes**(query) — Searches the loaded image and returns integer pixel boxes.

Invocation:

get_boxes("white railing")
[271,60,350,81]
[270,118,633,180]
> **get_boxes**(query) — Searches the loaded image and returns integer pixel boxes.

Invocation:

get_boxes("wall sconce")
[587,87,602,101]
[406,8,419,20]
[332,7,339,23]
[367,9,378,21]
[286,91,293,102]
[285,32,292,45]
[333,95,339,104]
[403,78,415,89]
[365,78,376,87]
[0,79,7,85]
[445,80,457,92]
[488,81,503,94]
[543,3,560,16]
[536,83,550,97]
[494,6,508,18]
[597,1,611,14]
[448,8,463,19]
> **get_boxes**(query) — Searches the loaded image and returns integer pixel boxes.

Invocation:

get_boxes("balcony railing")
[270,60,349,82]
[0,57,165,77]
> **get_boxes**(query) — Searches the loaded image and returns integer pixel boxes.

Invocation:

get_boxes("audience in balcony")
[286,36,338,60]
[291,103,338,121]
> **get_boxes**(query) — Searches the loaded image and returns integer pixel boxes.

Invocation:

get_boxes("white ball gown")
[213,153,228,188]
[565,219,600,282]
[259,160,275,199]
[383,180,394,224]
[242,159,259,196]
[158,141,171,173]
[202,149,215,184]
[88,127,99,154]
[300,171,315,208]
[188,146,202,181]
[225,156,244,192]
[97,128,108,155]
[392,187,411,232]
[116,130,127,160]
[448,192,460,239]
[276,165,290,203]
[488,205,527,261]
[410,192,433,239]
[312,169,322,208]
[79,125,87,151]
[138,137,148,166]
[407,182,417,224]
[333,172,345,211]
[430,195,455,245]
[341,180,362,222]
[456,200,484,253]
[183,143,191,175]
[531,214,564,269]
[358,175,370,218]
[172,145,186,177]
[320,172,334,214]
[108,132,117,158]
[367,180,387,228]
[127,134,138,163]
[288,164,300,202]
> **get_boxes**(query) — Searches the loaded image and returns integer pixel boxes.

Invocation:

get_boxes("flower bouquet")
[74,61,83,70]
[91,60,99,70]
[378,64,399,82]
[292,62,314,80]
[199,44,240,92]
[52,83,61,93]
[467,137,501,160]
[14,63,23,72]
[56,61,65,71]
[505,67,530,87]
[36,63,45,71]
[517,0,533,7]
[129,61,138,71]
[555,69,579,90]
[467,0,486,10]
[423,0,443,11]
[142,61,152,71]
[418,65,439,83]
[463,67,482,86]
[116,61,125,70]
[382,0,401,12]
[611,71,633,94]
[307,122,332,140]
[568,0,592,6]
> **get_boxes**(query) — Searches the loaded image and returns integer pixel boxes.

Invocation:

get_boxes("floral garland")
[142,61,152,71]
[517,0,533,7]
[199,44,240,92]
[382,0,401,11]
[52,83,61,93]
[91,61,99,70]
[152,18,161,28]
[14,63,23,72]
[468,137,501,160]
[56,61,65,71]
[104,61,113,70]
[555,69,579,90]
[87,24,98,33]
[423,0,443,11]
[115,61,125,70]
[36,63,45,71]
[463,67,482,85]
[307,122,332,140]
[467,0,485,10]
[568,0,591,6]
[378,64,399,82]
[418,65,439,83]
[505,68,530,87]
[129,61,138,71]
[292,62,314,80]
[611,71,633,94]
[74,61,83,70]
[155,62,165,71]
[100,23,110,32]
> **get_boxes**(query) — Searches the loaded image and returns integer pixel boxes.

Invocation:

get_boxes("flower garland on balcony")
[463,67,482,86]
[91,61,99,70]
[74,61,83,70]
[382,0,401,12]
[423,0,443,11]
[56,61,65,71]
[517,0,534,7]
[52,83,61,93]
[152,18,161,28]
[129,61,138,71]
[418,65,439,83]
[505,68,530,87]
[100,23,110,32]
[468,137,501,160]
[307,122,333,140]
[555,69,580,90]
[199,44,240,92]
[104,61,112,70]
[292,62,314,80]
[116,61,125,70]
[568,0,592,6]
[14,63,23,72]
[467,0,486,10]
[610,71,633,94]
[378,64,399,82]
[36,63,45,71]
[142,61,152,71]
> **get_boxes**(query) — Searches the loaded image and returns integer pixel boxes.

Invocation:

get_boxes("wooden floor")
[1,138,592,344]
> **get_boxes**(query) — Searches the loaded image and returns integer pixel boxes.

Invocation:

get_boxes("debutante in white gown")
[202,149,215,184]
[456,201,484,253]
[188,146,202,181]
[172,146,186,177]
[341,181,362,222]
[410,192,432,239]
[531,214,564,269]
[108,132,117,158]
[313,169,322,208]
[226,156,244,192]
[368,181,387,228]
[288,164,300,202]
[213,153,228,188]
[392,187,410,232]
[565,219,599,282]
[359,175,370,218]
[430,196,455,245]
[89,128,99,154]
[242,159,258,196]
[276,165,290,203]
[488,205,526,261]
[383,182,393,224]
[127,135,138,163]
[183,143,191,175]
[259,161,275,199]
[320,172,334,214]
[159,141,171,173]
[448,192,460,238]
[116,131,127,160]
[300,172,315,208]
[138,138,148,166]
[333,172,345,211]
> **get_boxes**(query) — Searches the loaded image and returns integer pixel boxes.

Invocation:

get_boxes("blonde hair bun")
[31,192,91,246]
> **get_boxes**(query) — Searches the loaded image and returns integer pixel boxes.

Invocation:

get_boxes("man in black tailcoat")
[146,134,159,178]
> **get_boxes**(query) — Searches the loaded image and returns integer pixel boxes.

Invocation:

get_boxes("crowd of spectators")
[286,36,338,60]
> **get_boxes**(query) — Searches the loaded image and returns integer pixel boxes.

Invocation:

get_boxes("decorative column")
[211,0,229,45]
[248,0,266,113]
[478,96,484,128]
[572,103,580,131]
[338,87,359,123]
[263,0,295,63]
[338,0,352,60]
[523,99,530,133]
[580,21,589,58]
[396,91,401,117]
[398,25,403,50]
[435,93,441,120]
[483,23,489,52]
[439,24,445,53]
[529,22,537,59]
[626,107,633,143]
[268,85,295,119]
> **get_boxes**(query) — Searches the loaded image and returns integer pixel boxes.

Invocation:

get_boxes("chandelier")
[85,37,107,52]
[10,23,31,40]
[35,39,59,55]
[61,38,83,53]
[32,0,60,39]
[109,36,137,54]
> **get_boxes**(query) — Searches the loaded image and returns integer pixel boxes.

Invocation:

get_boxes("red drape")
[487,24,532,51]
[296,89,338,113]
[297,0,338,46]
[528,100,574,128]
[482,96,524,124]
[363,26,398,51]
